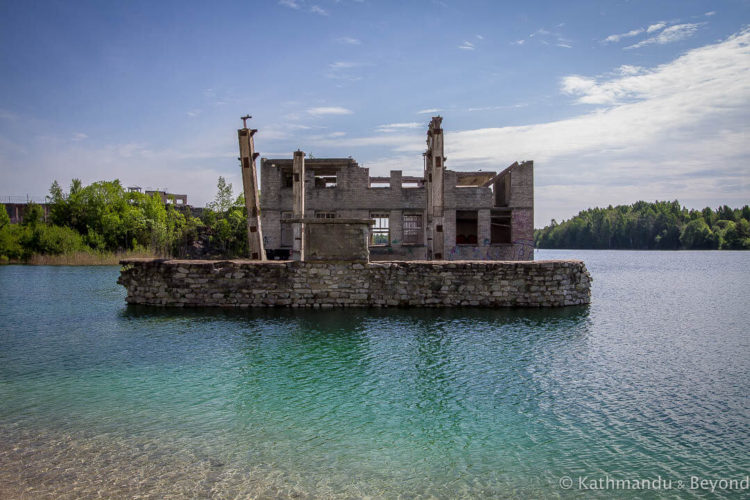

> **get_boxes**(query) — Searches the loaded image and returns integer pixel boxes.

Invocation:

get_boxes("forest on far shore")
[534,200,750,250]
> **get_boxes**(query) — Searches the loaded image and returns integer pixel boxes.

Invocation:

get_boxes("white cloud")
[325,61,366,82]
[310,133,424,152]
[71,133,88,141]
[467,103,527,112]
[336,37,361,45]
[530,28,551,37]
[626,23,703,49]
[445,28,750,223]
[376,122,421,133]
[512,39,525,46]
[329,61,359,69]
[306,106,353,116]
[417,108,441,114]
[616,65,645,76]
[705,11,716,17]
[278,0,300,9]
[458,41,475,50]
[310,5,328,15]
[603,28,644,43]
[647,22,666,33]
[476,34,484,40]
[560,76,596,97]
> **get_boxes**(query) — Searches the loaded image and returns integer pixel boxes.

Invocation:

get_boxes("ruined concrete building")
[260,117,534,261]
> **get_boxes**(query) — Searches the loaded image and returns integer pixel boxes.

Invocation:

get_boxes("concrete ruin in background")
[260,116,534,261]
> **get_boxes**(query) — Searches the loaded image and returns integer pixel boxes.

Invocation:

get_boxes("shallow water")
[0,251,748,498]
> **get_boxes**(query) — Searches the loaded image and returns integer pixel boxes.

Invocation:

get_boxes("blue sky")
[1,0,748,226]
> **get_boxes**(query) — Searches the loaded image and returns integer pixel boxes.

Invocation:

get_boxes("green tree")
[679,218,717,249]
[208,176,234,213]
[21,202,44,227]
[0,206,10,229]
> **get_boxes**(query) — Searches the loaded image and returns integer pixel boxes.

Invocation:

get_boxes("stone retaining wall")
[118,259,591,308]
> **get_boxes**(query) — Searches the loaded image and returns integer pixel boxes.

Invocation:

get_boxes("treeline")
[535,200,750,250]
[0,177,249,263]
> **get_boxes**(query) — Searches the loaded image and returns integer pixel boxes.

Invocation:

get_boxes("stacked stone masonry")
[119,258,592,308]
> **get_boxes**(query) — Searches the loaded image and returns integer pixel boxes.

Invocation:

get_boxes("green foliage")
[40,178,203,258]
[207,176,234,213]
[535,201,750,250]
[21,202,44,227]
[0,224,24,260]
[1,176,248,262]
[21,224,89,256]
[0,206,10,229]
[200,199,247,258]
[0,223,88,260]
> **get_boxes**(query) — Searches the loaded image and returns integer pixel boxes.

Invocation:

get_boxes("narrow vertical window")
[402,214,423,244]
[370,213,390,246]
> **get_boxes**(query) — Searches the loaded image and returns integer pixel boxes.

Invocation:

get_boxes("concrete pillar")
[292,150,305,261]
[425,116,445,259]
[389,170,402,190]
[389,210,402,247]
[478,209,491,247]
[238,125,266,260]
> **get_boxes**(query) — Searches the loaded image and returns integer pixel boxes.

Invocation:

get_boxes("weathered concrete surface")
[259,118,536,262]
[118,258,592,308]
[291,218,372,262]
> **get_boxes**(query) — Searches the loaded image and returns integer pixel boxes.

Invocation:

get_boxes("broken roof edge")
[480,161,534,188]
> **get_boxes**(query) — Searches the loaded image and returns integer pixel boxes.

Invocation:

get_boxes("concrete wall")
[119,258,591,308]
[260,158,535,261]
[301,219,371,261]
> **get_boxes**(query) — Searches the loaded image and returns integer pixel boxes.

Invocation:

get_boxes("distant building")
[127,186,188,206]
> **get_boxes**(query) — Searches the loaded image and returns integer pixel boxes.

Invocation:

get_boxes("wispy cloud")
[71,133,88,142]
[307,106,353,116]
[705,11,716,17]
[325,61,366,82]
[476,34,484,40]
[278,0,328,15]
[603,28,644,43]
[417,108,442,114]
[458,41,475,50]
[466,103,527,112]
[626,23,703,49]
[511,39,525,46]
[528,27,573,48]
[616,65,646,76]
[336,36,361,45]
[310,5,328,15]
[278,0,300,9]
[376,122,421,133]
[647,22,666,33]
[530,28,551,37]
[329,61,360,69]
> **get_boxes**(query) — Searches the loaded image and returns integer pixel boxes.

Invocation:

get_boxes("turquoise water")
[0,251,748,498]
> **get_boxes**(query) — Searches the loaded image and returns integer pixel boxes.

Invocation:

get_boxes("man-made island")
[118,117,591,309]
[118,258,592,308]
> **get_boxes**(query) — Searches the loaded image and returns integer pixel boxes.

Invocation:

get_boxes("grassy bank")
[3,250,162,266]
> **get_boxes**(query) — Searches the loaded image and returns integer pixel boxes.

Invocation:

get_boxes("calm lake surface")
[0,251,748,498]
